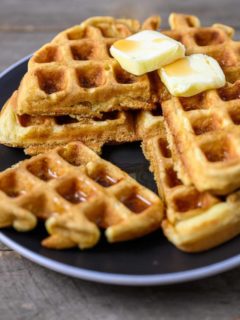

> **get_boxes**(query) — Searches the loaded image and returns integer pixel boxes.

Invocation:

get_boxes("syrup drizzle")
[113,37,168,53]
[113,39,140,52]
[121,193,152,213]
[63,190,88,204]
[164,57,193,77]
[94,174,117,188]
[37,168,59,181]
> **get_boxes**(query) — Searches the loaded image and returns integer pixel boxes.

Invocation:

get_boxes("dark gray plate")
[0,56,240,286]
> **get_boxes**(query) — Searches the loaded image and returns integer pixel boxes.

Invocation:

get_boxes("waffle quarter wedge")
[16,16,160,116]
[138,110,240,252]
[161,81,240,195]
[0,142,163,249]
[155,13,240,194]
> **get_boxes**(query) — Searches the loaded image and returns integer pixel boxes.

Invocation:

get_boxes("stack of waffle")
[0,16,160,155]
[0,13,240,252]
[138,13,240,252]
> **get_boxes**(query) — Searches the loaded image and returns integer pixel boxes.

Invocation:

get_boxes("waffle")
[138,111,240,252]
[16,16,160,116]
[161,80,240,195]
[163,13,240,83]
[153,13,240,195]
[0,142,163,249]
[0,91,139,155]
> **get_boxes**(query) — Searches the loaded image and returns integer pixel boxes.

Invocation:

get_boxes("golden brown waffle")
[138,110,240,252]
[0,91,139,155]
[16,16,160,116]
[161,81,240,195]
[163,13,240,83]
[151,13,240,195]
[0,142,163,249]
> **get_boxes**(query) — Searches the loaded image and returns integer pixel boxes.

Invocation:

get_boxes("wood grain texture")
[1,1,240,319]
[0,251,240,320]
[0,0,240,31]
[0,243,9,250]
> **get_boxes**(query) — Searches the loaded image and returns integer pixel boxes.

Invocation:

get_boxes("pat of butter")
[159,54,226,97]
[110,30,185,76]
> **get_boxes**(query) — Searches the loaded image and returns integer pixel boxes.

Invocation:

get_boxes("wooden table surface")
[0,1,240,319]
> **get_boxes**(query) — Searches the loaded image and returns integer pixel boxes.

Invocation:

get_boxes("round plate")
[0,56,240,286]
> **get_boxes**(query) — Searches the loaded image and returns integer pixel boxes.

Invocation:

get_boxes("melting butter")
[110,30,185,75]
[159,54,226,97]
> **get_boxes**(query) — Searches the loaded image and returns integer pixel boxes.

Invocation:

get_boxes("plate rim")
[0,53,33,79]
[1,55,240,286]
[1,232,240,286]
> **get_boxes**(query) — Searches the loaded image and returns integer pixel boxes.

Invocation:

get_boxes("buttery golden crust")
[0,91,139,154]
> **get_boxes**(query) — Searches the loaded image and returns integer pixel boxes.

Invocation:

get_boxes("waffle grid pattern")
[162,80,240,194]
[17,17,159,116]
[138,110,240,252]
[0,142,163,249]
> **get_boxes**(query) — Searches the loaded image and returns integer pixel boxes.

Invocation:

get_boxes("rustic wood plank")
[0,243,10,251]
[0,0,239,31]
[0,251,240,320]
